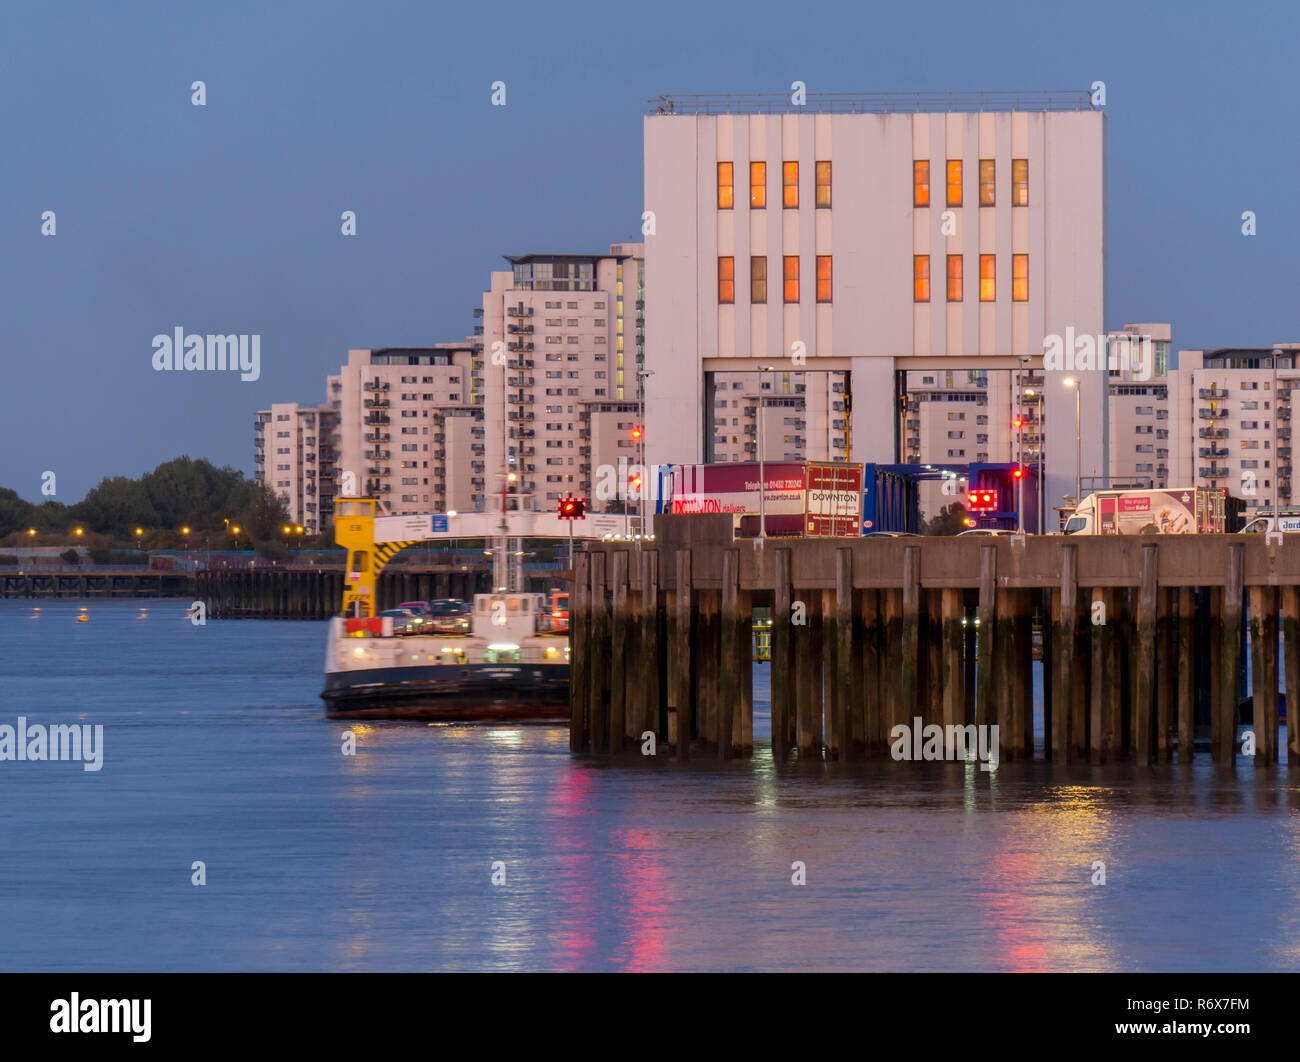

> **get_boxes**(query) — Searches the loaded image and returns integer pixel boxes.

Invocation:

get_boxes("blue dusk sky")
[1,0,1296,500]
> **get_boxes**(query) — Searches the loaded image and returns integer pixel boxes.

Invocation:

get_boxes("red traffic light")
[967,489,998,513]
[631,425,643,440]
[1012,417,1025,430]
[1012,467,1024,479]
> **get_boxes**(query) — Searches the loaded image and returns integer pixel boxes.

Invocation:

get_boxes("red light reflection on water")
[982,851,1051,972]
[611,828,670,972]
[552,766,597,969]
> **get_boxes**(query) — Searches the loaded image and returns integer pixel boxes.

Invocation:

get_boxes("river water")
[2,598,1299,971]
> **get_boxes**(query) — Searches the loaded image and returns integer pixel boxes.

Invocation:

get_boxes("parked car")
[379,605,429,635]
[955,528,1017,537]
[427,599,472,635]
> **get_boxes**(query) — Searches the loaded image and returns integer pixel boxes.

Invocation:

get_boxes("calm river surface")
[2,598,1299,971]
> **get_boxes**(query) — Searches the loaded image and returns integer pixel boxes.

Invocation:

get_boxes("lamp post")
[758,364,776,540]
[1063,377,1081,507]
[1272,349,1282,528]
[636,368,654,547]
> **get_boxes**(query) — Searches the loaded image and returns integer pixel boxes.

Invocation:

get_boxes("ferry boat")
[320,497,571,721]
[321,591,570,720]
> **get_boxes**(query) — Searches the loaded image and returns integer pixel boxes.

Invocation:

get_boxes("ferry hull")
[321,661,569,720]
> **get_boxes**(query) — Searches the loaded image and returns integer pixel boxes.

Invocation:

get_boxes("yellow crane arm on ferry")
[332,499,602,617]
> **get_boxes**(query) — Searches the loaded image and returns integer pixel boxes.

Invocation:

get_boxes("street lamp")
[1272,349,1282,527]
[1063,377,1081,506]
[758,364,776,541]
[636,367,655,546]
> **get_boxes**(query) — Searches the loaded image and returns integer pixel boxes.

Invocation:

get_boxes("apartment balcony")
[1198,388,1229,399]
[1198,427,1228,439]
[364,449,391,459]
[1199,446,1228,458]
[365,482,391,495]
[433,450,446,459]
[506,305,534,317]
[363,432,391,443]
[1197,409,1228,420]
[367,466,391,476]
[1279,448,1293,460]
[1199,466,1229,479]
[305,468,316,478]
[515,429,536,439]
[364,414,390,425]
[363,398,390,408]
[1279,427,1292,440]
[473,307,484,318]
[1280,408,1292,421]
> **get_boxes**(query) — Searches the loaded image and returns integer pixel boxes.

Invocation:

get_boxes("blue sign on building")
[432,516,448,534]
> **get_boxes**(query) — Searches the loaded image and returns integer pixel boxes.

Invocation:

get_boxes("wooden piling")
[902,547,920,734]
[1157,588,1175,762]
[975,546,996,730]
[941,588,963,731]
[1217,546,1243,764]
[796,586,816,756]
[672,550,692,758]
[862,589,883,757]
[589,552,609,754]
[1177,586,1195,763]
[835,550,854,760]
[1053,546,1077,763]
[1283,586,1300,765]
[611,550,628,754]
[1134,544,1158,766]
[639,550,661,742]
[772,549,792,760]
[569,552,591,753]
[718,550,739,760]
[1248,585,1278,767]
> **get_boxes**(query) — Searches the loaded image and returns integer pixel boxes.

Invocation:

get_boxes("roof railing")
[647,91,1095,115]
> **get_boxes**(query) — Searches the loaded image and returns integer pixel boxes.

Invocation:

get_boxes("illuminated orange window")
[913,160,930,207]
[1012,159,1028,206]
[815,161,831,208]
[979,159,995,206]
[816,256,832,303]
[750,162,766,208]
[1012,254,1028,302]
[783,256,799,302]
[783,162,799,208]
[717,162,733,210]
[947,255,963,302]
[718,256,735,303]
[947,160,962,207]
[979,255,995,302]
[914,255,930,302]
[751,256,767,303]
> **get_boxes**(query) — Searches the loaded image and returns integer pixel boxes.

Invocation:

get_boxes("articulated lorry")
[1064,486,1243,534]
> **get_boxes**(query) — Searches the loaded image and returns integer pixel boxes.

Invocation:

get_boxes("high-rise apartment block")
[480,245,646,510]
[643,92,1106,511]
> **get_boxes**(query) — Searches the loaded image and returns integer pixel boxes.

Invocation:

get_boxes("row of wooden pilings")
[195,567,492,618]
[569,514,1300,766]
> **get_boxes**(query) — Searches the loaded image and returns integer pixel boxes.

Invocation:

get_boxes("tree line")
[0,457,291,548]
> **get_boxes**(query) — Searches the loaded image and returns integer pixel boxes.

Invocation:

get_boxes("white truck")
[1063,487,1237,535]
[1240,507,1300,534]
